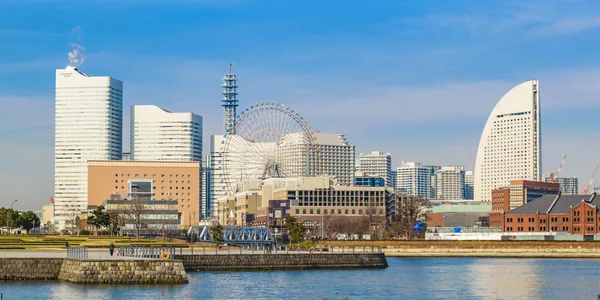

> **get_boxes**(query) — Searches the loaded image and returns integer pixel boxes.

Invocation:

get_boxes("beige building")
[87,160,201,227]
[42,205,55,226]
[217,176,388,226]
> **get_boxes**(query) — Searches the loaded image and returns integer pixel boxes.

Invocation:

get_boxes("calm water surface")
[1,258,600,299]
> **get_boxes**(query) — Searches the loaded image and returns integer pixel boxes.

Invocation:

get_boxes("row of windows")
[295,208,384,215]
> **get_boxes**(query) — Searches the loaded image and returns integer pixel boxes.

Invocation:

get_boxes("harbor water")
[1,257,599,299]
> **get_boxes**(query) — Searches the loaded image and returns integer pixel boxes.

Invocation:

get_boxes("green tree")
[285,216,306,244]
[1,208,19,233]
[209,224,224,247]
[16,211,40,234]
[87,206,111,235]
[109,212,124,236]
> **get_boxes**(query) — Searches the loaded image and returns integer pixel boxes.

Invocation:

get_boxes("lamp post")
[8,200,17,235]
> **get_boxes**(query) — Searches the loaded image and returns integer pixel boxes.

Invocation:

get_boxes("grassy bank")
[0,235,189,249]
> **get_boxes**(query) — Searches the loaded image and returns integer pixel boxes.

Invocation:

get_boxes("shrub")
[100,229,111,236]
[79,230,92,235]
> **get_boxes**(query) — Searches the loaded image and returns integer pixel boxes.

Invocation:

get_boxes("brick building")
[489,180,559,228]
[503,193,599,234]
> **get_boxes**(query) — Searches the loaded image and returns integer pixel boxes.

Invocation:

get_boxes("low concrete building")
[427,200,491,227]
[102,195,180,235]
[508,180,559,210]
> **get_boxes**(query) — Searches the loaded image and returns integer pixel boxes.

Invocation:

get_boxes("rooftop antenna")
[222,63,239,134]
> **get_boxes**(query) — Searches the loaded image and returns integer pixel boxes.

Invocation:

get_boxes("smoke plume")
[67,26,85,68]
[68,42,85,67]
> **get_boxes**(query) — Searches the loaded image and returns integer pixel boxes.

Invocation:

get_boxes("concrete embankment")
[384,248,600,258]
[175,253,388,271]
[0,258,188,284]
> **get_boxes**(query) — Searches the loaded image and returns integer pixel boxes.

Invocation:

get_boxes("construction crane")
[583,165,599,194]
[550,155,568,183]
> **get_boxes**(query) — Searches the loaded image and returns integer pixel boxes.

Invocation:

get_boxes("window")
[295,209,299,214]
[302,209,306,214]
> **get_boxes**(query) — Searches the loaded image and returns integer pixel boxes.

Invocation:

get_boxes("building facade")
[397,162,432,198]
[355,171,386,187]
[54,67,123,228]
[489,187,511,227]
[87,160,201,227]
[503,194,599,235]
[509,180,559,210]
[474,80,541,202]
[313,133,355,186]
[131,105,202,162]
[464,171,474,200]
[357,151,392,187]
[433,166,465,200]
[102,196,180,235]
[543,173,579,195]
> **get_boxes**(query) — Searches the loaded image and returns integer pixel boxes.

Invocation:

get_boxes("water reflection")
[466,259,541,300]
[2,258,600,300]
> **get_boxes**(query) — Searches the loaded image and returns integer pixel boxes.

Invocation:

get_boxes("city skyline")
[2,0,600,209]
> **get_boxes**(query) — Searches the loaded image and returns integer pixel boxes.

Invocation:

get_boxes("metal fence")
[67,246,88,259]
[118,246,175,259]
[173,244,384,255]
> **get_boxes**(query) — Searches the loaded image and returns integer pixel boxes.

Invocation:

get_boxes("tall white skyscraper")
[474,80,541,202]
[130,105,202,161]
[397,162,432,198]
[358,151,392,187]
[433,166,465,200]
[54,67,122,228]
[209,134,226,218]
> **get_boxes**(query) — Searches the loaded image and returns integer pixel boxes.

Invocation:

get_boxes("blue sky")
[2,0,600,209]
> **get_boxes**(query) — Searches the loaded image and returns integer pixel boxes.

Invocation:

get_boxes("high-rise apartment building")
[209,135,226,218]
[542,173,579,195]
[357,151,392,187]
[397,162,432,198]
[433,166,465,200]
[54,67,122,228]
[390,171,397,191]
[201,157,212,219]
[464,171,474,200]
[474,80,541,202]
[131,105,202,162]
[313,134,355,186]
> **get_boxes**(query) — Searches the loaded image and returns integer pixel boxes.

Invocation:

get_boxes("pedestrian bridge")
[187,226,274,245]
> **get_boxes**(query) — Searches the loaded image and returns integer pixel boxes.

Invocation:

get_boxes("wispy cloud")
[402,0,600,37]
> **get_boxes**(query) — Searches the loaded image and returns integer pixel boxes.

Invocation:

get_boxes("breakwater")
[175,253,388,271]
[0,258,188,284]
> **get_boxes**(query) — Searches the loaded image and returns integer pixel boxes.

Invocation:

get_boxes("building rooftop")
[506,194,597,215]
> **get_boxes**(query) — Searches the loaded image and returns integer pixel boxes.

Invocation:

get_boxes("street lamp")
[8,200,17,234]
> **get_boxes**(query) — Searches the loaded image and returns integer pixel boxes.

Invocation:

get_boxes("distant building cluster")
[47,65,589,240]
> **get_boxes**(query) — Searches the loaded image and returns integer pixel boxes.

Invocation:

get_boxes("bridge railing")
[67,246,88,259]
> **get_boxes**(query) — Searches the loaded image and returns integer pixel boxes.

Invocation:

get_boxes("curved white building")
[131,105,202,161]
[474,80,541,202]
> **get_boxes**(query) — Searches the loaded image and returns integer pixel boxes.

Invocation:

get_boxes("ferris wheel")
[222,102,319,194]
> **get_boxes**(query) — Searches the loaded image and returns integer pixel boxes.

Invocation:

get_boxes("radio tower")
[222,63,238,134]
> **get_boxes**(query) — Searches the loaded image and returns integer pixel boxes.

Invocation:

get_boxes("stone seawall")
[58,259,188,284]
[0,258,63,280]
[175,253,388,271]
[384,248,600,258]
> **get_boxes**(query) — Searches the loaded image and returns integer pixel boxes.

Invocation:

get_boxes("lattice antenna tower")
[222,63,239,134]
